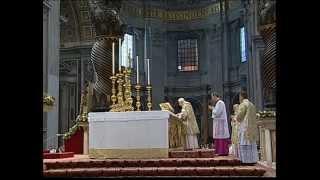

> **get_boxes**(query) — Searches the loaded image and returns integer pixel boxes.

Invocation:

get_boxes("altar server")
[210,92,230,156]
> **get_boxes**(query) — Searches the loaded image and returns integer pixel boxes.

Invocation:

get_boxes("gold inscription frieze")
[121,2,229,22]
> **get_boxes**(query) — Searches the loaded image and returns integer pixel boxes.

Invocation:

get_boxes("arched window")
[240,26,247,62]
[121,34,133,67]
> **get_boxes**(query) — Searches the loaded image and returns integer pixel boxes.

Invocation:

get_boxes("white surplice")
[212,100,230,139]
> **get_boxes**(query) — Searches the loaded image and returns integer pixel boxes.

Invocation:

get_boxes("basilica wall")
[58,0,95,143]
[59,46,94,143]
[56,0,266,145]
[43,0,60,149]
[118,0,249,143]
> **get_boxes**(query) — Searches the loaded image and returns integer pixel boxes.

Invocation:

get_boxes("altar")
[88,111,169,159]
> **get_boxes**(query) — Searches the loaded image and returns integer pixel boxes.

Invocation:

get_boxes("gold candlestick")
[116,72,125,106]
[135,84,142,111]
[124,68,134,111]
[146,85,152,111]
[110,75,117,105]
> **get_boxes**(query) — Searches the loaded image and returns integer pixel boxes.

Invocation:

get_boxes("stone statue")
[88,0,126,111]
[88,0,126,38]
[259,0,276,26]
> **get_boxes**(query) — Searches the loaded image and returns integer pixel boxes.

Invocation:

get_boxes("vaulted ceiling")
[60,0,95,47]
[59,0,244,48]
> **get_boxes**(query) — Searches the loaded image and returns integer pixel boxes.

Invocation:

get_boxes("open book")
[159,103,180,120]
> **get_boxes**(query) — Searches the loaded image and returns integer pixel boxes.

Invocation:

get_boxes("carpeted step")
[43,166,266,177]
[43,152,74,159]
[44,157,241,170]
[169,149,215,158]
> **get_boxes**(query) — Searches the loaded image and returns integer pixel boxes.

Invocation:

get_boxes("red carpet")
[43,150,267,177]
[169,149,215,158]
[43,152,74,159]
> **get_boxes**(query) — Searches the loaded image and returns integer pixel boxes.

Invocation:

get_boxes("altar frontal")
[88,111,169,159]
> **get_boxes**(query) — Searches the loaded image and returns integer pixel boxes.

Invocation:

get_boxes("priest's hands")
[231,115,236,123]
[231,115,239,123]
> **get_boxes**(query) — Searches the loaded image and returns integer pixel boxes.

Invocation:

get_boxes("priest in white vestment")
[233,91,259,164]
[177,98,200,150]
[210,92,230,155]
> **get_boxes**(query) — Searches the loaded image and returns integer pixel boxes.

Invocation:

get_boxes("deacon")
[177,98,200,150]
[233,91,259,164]
[210,92,230,156]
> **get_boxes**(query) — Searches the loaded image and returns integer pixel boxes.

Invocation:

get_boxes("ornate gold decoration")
[110,72,125,112]
[120,1,235,22]
[110,75,117,105]
[123,68,134,111]
[43,95,55,106]
[135,84,142,111]
[63,123,80,140]
[256,110,276,119]
[62,84,92,140]
[43,94,55,112]
[89,148,168,159]
[110,69,135,112]
[116,72,125,105]
[146,85,152,111]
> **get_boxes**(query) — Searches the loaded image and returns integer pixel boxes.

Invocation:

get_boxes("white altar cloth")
[88,111,169,159]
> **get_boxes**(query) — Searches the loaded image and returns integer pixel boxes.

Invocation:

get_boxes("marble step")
[169,149,215,158]
[44,157,241,170]
[43,166,265,177]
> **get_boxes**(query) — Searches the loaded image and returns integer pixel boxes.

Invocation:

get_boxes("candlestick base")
[123,68,134,111]
[135,84,142,111]
[109,72,126,112]
[146,85,152,111]
[109,75,117,106]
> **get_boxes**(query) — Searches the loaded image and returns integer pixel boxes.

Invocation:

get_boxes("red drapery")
[64,127,84,154]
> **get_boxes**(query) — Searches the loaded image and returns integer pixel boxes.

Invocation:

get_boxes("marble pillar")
[43,0,60,149]
[246,1,264,111]
[264,128,272,166]
[258,126,265,161]
[82,124,89,155]
[43,3,49,150]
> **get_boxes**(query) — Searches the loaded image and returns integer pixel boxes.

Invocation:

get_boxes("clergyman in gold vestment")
[177,98,200,150]
[159,98,186,149]
[233,91,259,164]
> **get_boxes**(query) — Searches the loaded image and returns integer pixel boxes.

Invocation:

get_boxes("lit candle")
[136,56,139,83]
[119,38,121,72]
[144,23,147,60]
[132,33,135,68]
[149,26,151,58]
[147,59,150,85]
[130,50,133,68]
[112,42,115,75]
[127,48,130,68]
